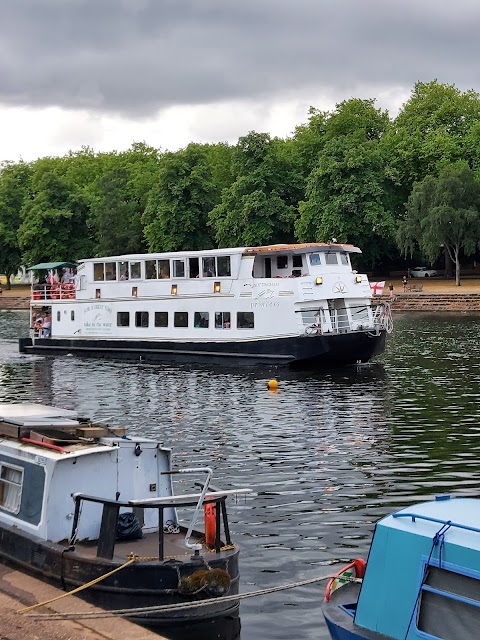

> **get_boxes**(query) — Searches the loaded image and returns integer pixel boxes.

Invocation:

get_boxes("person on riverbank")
[389,283,395,299]
[402,275,408,292]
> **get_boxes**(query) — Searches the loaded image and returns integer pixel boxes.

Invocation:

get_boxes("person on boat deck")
[33,314,44,336]
[120,271,128,280]
[42,313,51,338]
[61,269,73,284]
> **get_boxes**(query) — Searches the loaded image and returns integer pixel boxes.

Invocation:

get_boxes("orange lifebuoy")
[324,558,366,602]
[50,285,60,300]
[67,283,75,299]
[33,290,41,300]
[204,503,216,548]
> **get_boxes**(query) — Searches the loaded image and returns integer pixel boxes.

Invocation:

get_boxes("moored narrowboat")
[0,403,250,628]
[323,495,480,640]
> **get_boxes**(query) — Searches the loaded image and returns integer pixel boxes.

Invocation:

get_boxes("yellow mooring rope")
[17,554,137,614]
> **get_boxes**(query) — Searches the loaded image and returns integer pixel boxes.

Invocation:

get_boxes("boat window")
[340,253,349,265]
[237,312,254,329]
[309,253,321,266]
[57,311,61,321]
[325,253,338,265]
[203,257,216,277]
[293,255,303,268]
[277,256,288,269]
[130,261,141,280]
[194,312,209,328]
[217,256,231,277]
[154,312,168,327]
[135,311,149,328]
[159,260,170,279]
[417,565,480,640]
[93,263,104,281]
[117,312,130,327]
[215,312,231,329]
[173,260,185,278]
[105,262,117,281]
[118,261,129,280]
[174,312,188,327]
[71,311,75,321]
[189,258,200,279]
[145,260,158,279]
[0,463,23,514]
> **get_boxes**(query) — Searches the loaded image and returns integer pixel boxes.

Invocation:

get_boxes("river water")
[1,310,480,640]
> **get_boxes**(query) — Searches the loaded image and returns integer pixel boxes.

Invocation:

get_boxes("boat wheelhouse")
[0,403,250,627]
[322,495,480,640]
[19,243,392,366]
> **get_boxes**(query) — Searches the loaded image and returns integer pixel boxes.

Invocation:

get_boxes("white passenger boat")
[0,403,250,628]
[19,243,392,366]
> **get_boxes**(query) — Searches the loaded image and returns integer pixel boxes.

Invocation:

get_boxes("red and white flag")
[370,281,385,295]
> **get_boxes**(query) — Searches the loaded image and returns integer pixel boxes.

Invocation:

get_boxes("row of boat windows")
[93,256,232,282]
[117,311,255,329]
[92,252,351,282]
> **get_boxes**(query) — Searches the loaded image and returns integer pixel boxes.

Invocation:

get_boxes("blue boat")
[322,495,480,640]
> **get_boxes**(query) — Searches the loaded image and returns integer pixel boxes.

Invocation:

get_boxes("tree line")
[2,80,480,287]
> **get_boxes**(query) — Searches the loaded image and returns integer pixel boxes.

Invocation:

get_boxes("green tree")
[18,157,94,266]
[0,161,32,288]
[209,132,301,247]
[143,143,220,252]
[296,99,395,267]
[398,162,480,285]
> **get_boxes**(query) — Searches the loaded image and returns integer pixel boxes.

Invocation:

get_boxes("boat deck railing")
[69,487,251,561]
[393,512,480,536]
[32,283,76,301]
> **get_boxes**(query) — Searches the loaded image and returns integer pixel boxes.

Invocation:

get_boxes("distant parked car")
[410,266,438,278]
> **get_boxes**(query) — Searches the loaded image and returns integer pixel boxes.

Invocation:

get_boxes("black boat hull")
[19,331,386,367]
[0,521,240,627]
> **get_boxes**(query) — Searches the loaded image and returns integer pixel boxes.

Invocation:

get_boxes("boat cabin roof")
[77,242,361,264]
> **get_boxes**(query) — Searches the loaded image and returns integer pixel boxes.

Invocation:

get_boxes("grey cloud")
[1,0,480,117]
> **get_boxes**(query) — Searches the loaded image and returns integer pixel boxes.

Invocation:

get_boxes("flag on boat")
[370,281,385,295]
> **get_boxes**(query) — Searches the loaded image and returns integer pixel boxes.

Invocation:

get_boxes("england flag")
[370,281,385,295]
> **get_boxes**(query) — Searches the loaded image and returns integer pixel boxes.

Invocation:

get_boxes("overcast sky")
[1,0,480,162]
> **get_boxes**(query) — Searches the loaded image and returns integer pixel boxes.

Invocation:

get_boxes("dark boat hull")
[19,331,386,367]
[0,521,239,627]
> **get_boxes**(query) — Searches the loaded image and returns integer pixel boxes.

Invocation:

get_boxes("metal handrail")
[392,513,480,535]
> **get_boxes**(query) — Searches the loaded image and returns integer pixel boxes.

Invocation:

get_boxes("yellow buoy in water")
[267,379,278,390]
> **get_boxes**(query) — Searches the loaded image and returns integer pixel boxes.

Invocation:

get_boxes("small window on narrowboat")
[417,565,480,640]
[340,253,349,265]
[105,262,117,281]
[203,257,216,277]
[217,256,231,277]
[194,312,209,328]
[118,261,128,280]
[154,312,168,327]
[145,260,158,279]
[309,253,321,266]
[173,260,185,278]
[277,256,288,269]
[174,312,188,327]
[159,260,170,279]
[237,312,254,329]
[215,312,231,329]
[189,258,200,279]
[293,255,303,268]
[135,311,149,328]
[95,289,101,299]
[57,311,61,321]
[0,463,24,514]
[93,263,104,281]
[117,312,130,327]
[325,253,338,265]
[130,261,141,279]
[71,311,75,321]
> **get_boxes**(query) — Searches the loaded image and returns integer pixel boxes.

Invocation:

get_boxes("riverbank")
[3,280,480,311]
[0,564,164,640]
